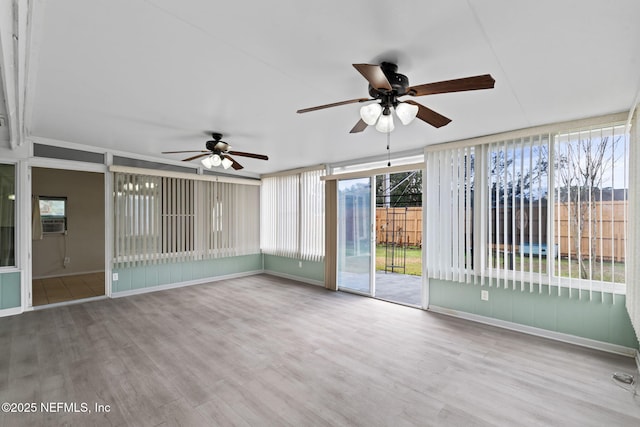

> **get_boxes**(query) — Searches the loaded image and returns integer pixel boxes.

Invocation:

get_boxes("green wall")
[430,278,639,349]
[0,271,20,309]
[263,254,324,284]
[112,254,263,293]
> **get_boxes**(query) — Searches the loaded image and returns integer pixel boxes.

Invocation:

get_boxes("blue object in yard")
[520,243,558,257]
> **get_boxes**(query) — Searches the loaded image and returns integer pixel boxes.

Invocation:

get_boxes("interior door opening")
[31,167,105,306]
[374,170,423,306]
[336,170,424,307]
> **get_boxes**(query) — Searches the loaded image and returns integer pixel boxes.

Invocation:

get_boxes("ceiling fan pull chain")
[387,132,391,167]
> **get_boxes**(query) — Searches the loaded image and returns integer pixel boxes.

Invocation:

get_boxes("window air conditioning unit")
[42,217,66,234]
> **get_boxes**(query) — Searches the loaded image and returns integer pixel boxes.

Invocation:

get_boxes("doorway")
[336,170,423,307]
[31,168,105,306]
[374,170,423,306]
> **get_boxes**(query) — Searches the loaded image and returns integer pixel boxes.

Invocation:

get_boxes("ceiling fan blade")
[223,155,244,170]
[182,153,211,162]
[408,74,495,97]
[227,150,268,160]
[162,150,208,154]
[349,118,368,133]
[297,98,370,114]
[405,100,452,128]
[353,64,392,91]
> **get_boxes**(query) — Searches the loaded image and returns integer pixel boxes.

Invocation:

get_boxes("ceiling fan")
[297,62,495,133]
[162,133,268,171]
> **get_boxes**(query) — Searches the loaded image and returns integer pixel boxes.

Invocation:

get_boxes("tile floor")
[32,272,105,306]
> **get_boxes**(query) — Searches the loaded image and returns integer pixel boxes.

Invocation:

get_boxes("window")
[161,177,195,255]
[425,120,629,297]
[260,167,325,262]
[113,172,259,267]
[39,197,68,233]
[425,146,476,283]
[0,164,16,267]
[554,124,628,285]
[486,136,549,286]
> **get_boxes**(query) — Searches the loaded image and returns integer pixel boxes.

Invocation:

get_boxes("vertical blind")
[113,172,259,268]
[261,167,325,262]
[425,146,476,284]
[425,120,629,302]
[485,135,550,291]
[554,124,628,297]
[626,108,639,342]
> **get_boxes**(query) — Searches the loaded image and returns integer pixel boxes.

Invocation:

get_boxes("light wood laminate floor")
[1,274,639,426]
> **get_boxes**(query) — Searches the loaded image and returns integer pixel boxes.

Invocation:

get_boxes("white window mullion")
[442,150,452,280]
[465,146,472,284]
[510,140,516,289]
[547,134,555,295]
[452,149,460,281]
[486,144,494,287]
[518,138,525,291]
[476,145,487,286]
[528,138,534,292]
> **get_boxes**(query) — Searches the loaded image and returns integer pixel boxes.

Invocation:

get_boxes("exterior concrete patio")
[375,271,422,306]
[337,271,422,307]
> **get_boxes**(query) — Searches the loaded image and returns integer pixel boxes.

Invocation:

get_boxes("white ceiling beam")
[0,0,30,149]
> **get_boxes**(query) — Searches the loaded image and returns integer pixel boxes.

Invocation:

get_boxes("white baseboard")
[111,270,264,298]
[428,305,637,358]
[264,270,324,287]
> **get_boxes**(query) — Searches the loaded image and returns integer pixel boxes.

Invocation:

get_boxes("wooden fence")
[376,201,627,261]
[554,200,627,262]
[376,207,422,247]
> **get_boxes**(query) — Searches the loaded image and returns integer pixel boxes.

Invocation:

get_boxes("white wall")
[32,167,104,277]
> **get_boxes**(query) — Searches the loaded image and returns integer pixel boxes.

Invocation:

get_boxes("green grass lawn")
[376,245,422,276]
[375,245,625,282]
[490,253,625,283]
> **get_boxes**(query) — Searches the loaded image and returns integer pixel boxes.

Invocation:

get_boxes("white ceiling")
[23,0,640,177]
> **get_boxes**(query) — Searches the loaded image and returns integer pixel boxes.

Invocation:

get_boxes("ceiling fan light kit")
[211,154,222,167]
[360,101,418,132]
[201,155,214,169]
[220,157,233,169]
[297,61,495,133]
[360,103,383,125]
[162,132,268,171]
[375,111,395,133]
[395,102,419,125]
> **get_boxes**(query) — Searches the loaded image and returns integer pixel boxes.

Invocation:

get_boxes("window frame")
[0,162,17,269]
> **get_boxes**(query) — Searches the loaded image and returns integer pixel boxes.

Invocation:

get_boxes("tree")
[555,135,622,279]
[376,171,422,207]
[488,145,549,204]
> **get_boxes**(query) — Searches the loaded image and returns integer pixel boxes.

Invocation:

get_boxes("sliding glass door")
[337,178,373,294]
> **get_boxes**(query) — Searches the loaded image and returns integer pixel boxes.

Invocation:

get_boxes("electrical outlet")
[298,261,302,268]
[481,290,489,301]
[112,273,119,281]
[64,257,70,265]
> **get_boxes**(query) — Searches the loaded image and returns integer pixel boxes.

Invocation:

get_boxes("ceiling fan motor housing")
[206,133,229,152]
[368,62,410,99]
